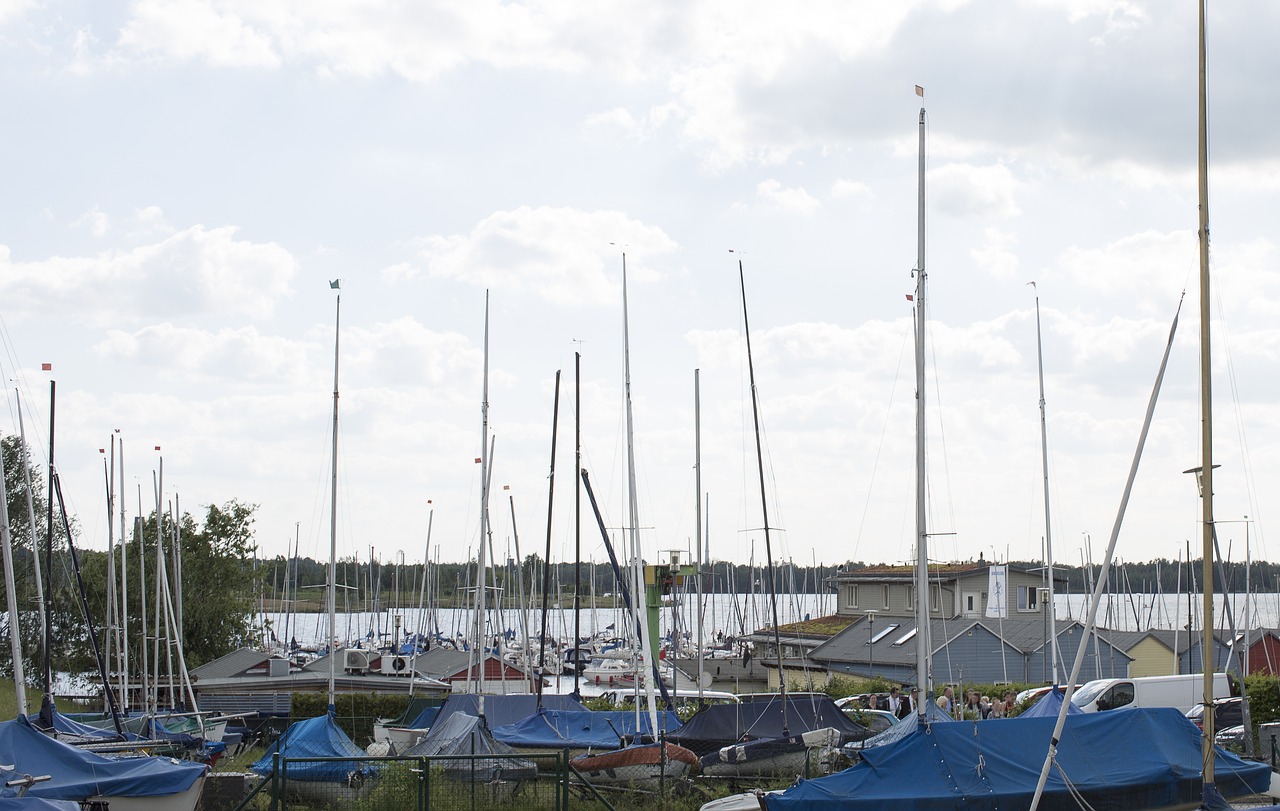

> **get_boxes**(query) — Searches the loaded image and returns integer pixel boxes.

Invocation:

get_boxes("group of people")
[861,685,1021,721]
[937,686,1020,720]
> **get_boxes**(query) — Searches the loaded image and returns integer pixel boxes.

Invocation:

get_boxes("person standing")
[937,685,954,716]
[887,686,909,719]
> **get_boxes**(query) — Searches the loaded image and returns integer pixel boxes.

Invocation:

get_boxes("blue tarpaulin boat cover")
[251,713,378,782]
[765,707,1273,811]
[0,715,206,800]
[432,694,587,730]
[404,705,441,730]
[668,696,869,756]
[492,709,683,749]
[1018,686,1083,719]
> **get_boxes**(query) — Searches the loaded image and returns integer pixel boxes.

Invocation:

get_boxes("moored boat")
[570,742,697,789]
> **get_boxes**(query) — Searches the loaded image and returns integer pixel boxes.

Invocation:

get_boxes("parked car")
[836,707,898,737]
[1214,724,1248,754]
[1185,696,1245,733]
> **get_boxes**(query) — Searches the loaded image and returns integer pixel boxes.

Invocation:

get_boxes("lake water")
[263,590,1272,648]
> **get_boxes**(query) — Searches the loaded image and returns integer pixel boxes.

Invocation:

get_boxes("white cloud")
[972,228,1019,278]
[73,207,110,238]
[94,323,310,385]
[399,207,677,307]
[830,179,873,203]
[1057,229,1196,301]
[0,224,298,326]
[117,0,280,68]
[0,0,32,26]
[931,163,1022,220]
[754,179,820,214]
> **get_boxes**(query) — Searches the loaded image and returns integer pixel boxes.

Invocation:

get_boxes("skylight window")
[868,624,900,644]
[892,628,918,646]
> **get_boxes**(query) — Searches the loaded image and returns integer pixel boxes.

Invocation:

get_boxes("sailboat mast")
[1196,0,1215,786]
[470,292,492,709]
[620,253,661,734]
[737,259,789,732]
[1033,289,1060,684]
[0,437,26,713]
[694,368,705,705]
[327,281,341,712]
[573,351,582,699]
[913,101,933,713]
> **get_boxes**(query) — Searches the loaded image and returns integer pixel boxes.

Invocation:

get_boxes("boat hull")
[88,773,207,811]
[571,743,697,789]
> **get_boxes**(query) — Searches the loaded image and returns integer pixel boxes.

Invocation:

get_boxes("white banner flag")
[986,565,1008,618]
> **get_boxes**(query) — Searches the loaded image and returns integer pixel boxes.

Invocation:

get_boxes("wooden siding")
[1127,637,1178,677]
[1247,636,1280,675]
[1026,626,1129,682]
[931,624,1024,684]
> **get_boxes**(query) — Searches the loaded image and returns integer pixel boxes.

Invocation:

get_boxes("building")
[746,558,1134,686]
[827,557,1065,622]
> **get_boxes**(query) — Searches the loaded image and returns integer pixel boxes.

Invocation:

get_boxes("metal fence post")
[270,747,280,808]
[417,756,426,811]
[279,753,288,811]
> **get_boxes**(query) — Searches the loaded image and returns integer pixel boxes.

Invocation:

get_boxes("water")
[262,591,836,649]
[263,591,1270,649]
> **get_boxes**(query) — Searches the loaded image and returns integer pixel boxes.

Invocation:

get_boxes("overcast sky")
[1,1,1277,574]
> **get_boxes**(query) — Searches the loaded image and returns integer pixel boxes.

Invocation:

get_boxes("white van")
[1070,673,1233,714]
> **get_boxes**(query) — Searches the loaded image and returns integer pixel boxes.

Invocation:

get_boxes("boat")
[0,714,207,811]
[493,707,682,771]
[570,742,698,789]
[402,711,538,799]
[699,727,842,779]
[764,709,1273,811]
[669,695,869,762]
[250,714,376,803]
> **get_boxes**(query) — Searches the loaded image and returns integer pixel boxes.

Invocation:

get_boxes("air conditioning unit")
[387,655,412,675]
[343,649,370,672]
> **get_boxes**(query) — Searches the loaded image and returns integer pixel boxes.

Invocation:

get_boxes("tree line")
[1,435,260,685]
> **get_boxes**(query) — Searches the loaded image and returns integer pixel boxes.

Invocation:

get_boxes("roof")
[828,561,1068,584]
[189,647,276,681]
[808,617,1132,668]
[772,614,857,638]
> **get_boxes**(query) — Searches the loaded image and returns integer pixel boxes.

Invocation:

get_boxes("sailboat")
[250,280,378,802]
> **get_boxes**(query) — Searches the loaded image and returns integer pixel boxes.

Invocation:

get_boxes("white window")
[1017,585,1039,612]
[845,585,858,608]
[881,584,890,609]
[892,627,918,646]
[931,585,943,612]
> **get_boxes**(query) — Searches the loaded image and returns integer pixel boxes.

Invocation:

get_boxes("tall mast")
[0,430,26,713]
[737,259,788,733]
[1032,287,1060,684]
[118,438,128,713]
[694,368,705,705]
[43,380,54,697]
[912,99,933,713]
[469,292,492,711]
[621,253,660,735]
[327,280,341,712]
[573,351,582,699]
[1196,0,1216,788]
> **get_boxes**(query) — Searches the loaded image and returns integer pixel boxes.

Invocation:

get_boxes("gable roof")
[189,647,276,680]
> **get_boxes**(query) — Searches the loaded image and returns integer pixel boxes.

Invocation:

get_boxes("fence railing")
[233,750,592,811]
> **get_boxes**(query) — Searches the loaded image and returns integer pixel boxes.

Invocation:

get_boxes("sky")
[0,0,1277,573]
